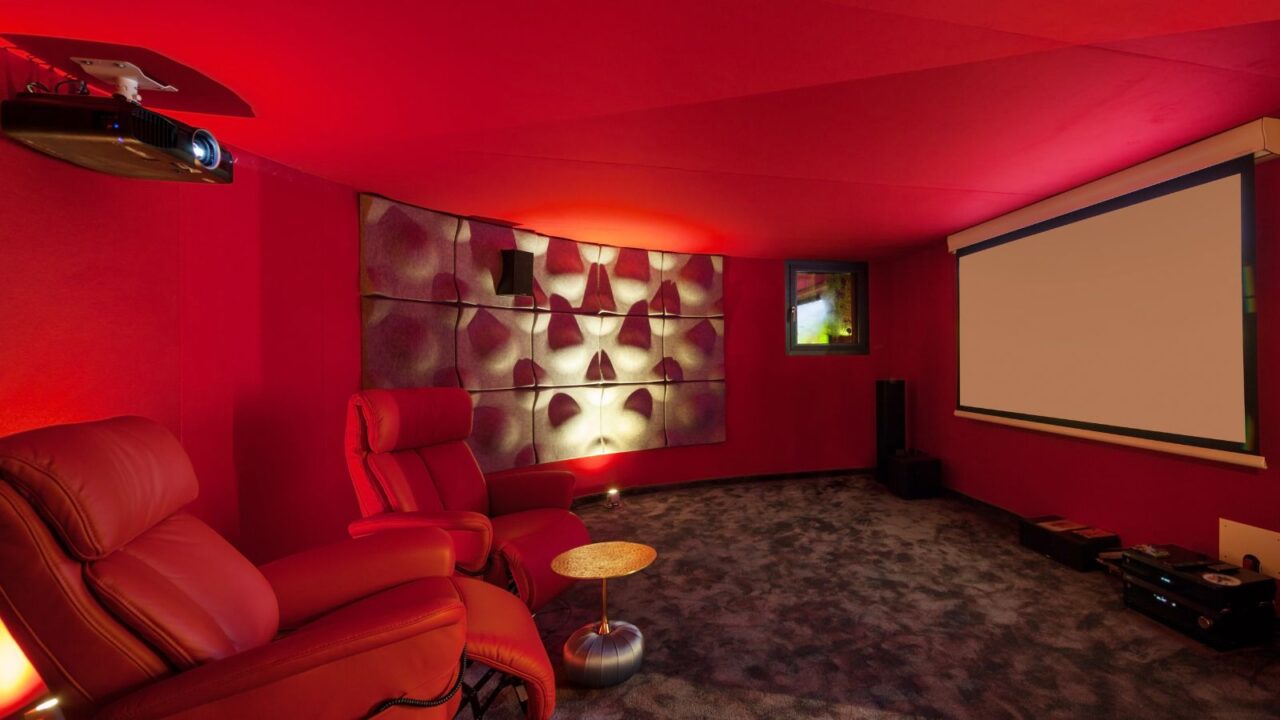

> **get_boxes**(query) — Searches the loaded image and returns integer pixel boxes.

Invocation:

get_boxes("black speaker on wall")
[876,379,906,480]
[497,249,534,296]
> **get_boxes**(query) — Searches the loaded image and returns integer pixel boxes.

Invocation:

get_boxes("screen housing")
[955,156,1259,457]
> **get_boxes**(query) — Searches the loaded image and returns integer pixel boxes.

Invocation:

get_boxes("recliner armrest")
[486,470,576,515]
[260,528,455,630]
[348,510,493,574]
[97,578,467,720]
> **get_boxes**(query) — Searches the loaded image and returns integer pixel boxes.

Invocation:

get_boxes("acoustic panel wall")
[455,221,543,309]
[601,314,664,383]
[361,298,459,389]
[359,194,726,472]
[662,317,726,382]
[534,386,604,463]
[457,307,536,390]
[470,390,537,472]
[667,381,727,447]
[533,312,600,387]
[360,195,459,303]
[602,384,667,453]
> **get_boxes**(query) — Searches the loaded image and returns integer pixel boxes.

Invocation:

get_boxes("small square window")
[786,260,868,355]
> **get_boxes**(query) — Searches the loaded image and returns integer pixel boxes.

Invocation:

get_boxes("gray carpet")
[482,475,1280,719]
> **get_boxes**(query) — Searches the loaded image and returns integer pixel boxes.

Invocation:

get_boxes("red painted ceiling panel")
[4,2,1280,257]
[833,1,1280,44]
[444,47,1280,195]
[1099,20,1280,78]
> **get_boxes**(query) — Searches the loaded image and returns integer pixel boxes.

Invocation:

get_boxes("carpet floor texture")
[479,475,1280,719]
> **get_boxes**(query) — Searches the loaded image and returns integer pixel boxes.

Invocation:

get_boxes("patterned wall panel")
[360,194,726,471]
[533,313,601,387]
[534,386,603,462]
[666,381,727,447]
[661,317,725,382]
[362,298,459,388]
[469,390,537,473]
[456,307,536,390]
[360,196,459,302]
[660,252,724,317]
[455,220,544,309]
[540,237,599,312]
[601,314,664,383]
[601,384,666,453]
[598,246,663,315]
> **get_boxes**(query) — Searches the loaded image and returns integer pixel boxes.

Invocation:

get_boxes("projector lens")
[191,129,221,169]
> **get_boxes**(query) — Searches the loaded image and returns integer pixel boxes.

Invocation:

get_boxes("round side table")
[551,541,657,688]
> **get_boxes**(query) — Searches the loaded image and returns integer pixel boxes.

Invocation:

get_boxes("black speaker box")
[875,379,906,480]
[497,249,534,296]
[884,451,942,499]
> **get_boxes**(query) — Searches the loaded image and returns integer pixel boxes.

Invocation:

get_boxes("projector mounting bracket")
[70,57,177,103]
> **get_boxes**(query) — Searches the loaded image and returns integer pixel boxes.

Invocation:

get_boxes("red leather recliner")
[0,416,556,720]
[346,388,591,611]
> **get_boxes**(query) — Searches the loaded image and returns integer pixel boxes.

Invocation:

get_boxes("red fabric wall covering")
[0,139,361,562]
[15,123,1275,562]
[12,109,1275,562]
[883,160,1280,556]
[0,133,884,560]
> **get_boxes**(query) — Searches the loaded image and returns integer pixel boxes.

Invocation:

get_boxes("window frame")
[785,260,869,355]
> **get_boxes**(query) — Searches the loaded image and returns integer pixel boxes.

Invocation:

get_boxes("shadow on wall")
[230,161,363,562]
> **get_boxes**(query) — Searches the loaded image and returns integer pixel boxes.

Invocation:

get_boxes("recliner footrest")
[489,509,591,611]
[451,577,555,720]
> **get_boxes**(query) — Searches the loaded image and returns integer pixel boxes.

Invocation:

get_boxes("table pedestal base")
[562,621,643,687]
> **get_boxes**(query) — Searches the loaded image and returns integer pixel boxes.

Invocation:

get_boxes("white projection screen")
[957,157,1259,464]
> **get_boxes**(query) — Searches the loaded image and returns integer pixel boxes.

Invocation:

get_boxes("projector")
[0,92,233,183]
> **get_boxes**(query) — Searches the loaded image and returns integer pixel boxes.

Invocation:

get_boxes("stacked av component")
[1121,544,1275,649]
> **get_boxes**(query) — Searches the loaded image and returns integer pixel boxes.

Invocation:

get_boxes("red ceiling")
[5,1,1280,257]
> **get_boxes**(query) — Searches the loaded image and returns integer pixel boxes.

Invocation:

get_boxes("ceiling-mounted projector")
[0,92,233,183]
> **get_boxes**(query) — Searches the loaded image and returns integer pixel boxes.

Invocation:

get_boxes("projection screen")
[957,157,1258,462]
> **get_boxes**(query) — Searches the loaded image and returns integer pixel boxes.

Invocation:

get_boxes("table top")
[551,541,657,580]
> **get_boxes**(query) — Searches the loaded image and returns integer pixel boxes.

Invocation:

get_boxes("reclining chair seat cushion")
[0,416,199,560]
[366,444,489,516]
[0,480,172,708]
[366,452,444,512]
[359,387,473,454]
[416,442,489,514]
[346,387,591,611]
[261,528,458,631]
[86,513,279,669]
[452,577,555,720]
[98,577,468,720]
[490,509,591,612]
[0,416,475,720]
[348,510,493,574]
[0,416,281,670]
[430,516,490,573]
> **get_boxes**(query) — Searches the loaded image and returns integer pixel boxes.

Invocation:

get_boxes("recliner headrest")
[352,387,474,453]
[0,416,198,560]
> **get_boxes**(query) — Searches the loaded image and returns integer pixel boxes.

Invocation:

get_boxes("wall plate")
[1220,518,1280,579]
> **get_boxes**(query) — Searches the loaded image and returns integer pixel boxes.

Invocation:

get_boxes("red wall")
[515,256,891,494]
[0,131,884,560]
[884,160,1280,556]
[0,137,362,563]
[21,100,1272,565]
